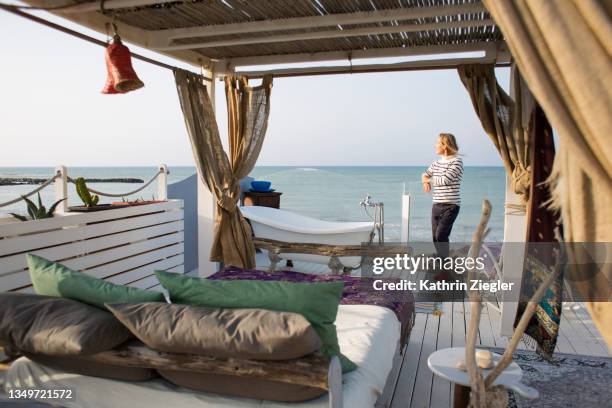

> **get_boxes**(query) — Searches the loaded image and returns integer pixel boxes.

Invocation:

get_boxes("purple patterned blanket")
[209,267,416,351]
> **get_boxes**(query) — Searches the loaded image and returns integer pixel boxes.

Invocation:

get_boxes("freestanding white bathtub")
[240,206,374,268]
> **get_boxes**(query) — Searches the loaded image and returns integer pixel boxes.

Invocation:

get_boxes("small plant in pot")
[76,177,99,207]
[10,193,66,222]
[69,178,123,212]
[111,195,164,207]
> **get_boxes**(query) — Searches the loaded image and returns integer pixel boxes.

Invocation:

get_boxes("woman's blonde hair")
[438,133,459,155]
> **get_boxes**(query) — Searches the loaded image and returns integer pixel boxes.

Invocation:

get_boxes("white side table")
[428,347,538,408]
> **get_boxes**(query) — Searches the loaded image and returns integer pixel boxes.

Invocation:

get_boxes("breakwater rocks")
[0,178,144,186]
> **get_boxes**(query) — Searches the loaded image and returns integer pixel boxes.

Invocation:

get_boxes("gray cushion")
[0,293,131,355]
[106,302,322,360]
[158,370,326,402]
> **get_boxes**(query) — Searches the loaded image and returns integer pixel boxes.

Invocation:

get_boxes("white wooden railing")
[0,165,184,293]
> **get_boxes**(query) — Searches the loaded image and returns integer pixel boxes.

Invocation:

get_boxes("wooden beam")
[240,58,510,80]
[62,0,175,14]
[17,0,211,67]
[157,19,496,51]
[215,42,504,70]
[0,3,211,76]
[149,3,488,45]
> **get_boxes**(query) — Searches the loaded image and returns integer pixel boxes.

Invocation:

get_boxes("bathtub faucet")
[360,194,384,244]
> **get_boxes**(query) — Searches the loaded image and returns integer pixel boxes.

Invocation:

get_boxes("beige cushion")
[158,370,326,402]
[0,293,131,355]
[106,302,322,360]
[25,353,156,381]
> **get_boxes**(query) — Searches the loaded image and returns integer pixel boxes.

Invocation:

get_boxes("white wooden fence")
[0,200,184,293]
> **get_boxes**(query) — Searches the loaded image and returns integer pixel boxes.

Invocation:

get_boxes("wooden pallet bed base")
[90,342,332,390]
[4,343,344,408]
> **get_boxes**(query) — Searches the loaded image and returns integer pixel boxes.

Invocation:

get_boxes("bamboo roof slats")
[21,0,506,70]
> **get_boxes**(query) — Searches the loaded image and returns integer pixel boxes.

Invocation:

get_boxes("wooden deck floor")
[255,254,611,408]
[386,300,610,408]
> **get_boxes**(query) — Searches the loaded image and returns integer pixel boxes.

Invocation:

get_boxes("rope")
[505,203,526,215]
[0,171,61,208]
[67,169,165,198]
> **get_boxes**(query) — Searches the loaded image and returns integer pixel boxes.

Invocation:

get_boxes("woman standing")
[422,133,463,259]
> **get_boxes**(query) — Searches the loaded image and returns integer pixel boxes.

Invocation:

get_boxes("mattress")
[4,305,400,408]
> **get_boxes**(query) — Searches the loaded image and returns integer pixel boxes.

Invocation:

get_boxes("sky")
[0,7,508,167]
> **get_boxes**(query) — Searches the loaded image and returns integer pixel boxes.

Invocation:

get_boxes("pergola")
[6,0,610,356]
[17,0,511,77]
[6,0,530,336]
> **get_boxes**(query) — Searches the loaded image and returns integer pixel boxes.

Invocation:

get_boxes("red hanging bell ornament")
[101,34,144,94]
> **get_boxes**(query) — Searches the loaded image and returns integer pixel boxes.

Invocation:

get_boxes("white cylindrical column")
[54,165,68,213]
[499,174,527,337]
[158,164,169,201]
[401,193,411,243]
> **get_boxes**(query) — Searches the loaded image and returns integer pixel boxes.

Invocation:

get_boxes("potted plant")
[111,196,166,207]
[68,178,128,212]
[68,179,166,212]
[9,193,66,222]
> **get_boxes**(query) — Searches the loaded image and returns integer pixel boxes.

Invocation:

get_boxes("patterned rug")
[486,348,612,408]
[415,301,442,314]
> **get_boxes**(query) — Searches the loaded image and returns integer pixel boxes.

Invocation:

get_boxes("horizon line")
[0,164,506,168]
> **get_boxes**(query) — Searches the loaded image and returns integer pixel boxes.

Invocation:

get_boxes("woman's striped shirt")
[424,156,463,205]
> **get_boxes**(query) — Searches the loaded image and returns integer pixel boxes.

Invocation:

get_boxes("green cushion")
[155,270,357,373]
[27,254,165,309]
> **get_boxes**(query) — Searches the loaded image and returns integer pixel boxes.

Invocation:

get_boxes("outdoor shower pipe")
[360,194,384,244]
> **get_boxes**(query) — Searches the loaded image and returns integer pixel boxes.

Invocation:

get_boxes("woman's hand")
[422,174,431,193]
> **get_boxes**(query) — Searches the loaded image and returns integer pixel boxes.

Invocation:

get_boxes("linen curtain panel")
[457,64,533,203]
[225,75,273,187]
[482,0,612,346]
[174,69,273,268]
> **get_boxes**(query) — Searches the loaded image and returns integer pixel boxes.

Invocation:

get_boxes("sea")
[0,166,506,242]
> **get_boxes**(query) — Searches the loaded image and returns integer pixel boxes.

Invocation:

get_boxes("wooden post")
[158,164,168,201]
[54,165,68,213]
[197,66,219,276]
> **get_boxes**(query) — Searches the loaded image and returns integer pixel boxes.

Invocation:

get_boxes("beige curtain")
[482,0,612,347]
[174,69,273,269]
[458,64,534,202]
[225,75,273,184]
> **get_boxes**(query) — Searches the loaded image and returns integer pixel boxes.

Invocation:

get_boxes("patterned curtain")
[483,0,612,348]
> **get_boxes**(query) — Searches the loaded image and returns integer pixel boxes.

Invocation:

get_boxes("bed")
[4,268,415,408]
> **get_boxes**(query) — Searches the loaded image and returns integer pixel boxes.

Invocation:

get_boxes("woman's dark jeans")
[431,203,460,258]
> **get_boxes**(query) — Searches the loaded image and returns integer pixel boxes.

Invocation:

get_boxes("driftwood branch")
[465,200,492,408]
[484,238,564,387]
[464,203,563,406]
[90,342,330,390]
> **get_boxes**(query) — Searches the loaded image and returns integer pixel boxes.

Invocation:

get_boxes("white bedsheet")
[4,305,400,408]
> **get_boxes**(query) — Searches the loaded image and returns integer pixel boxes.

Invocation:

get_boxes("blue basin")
[251,180,272,192]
